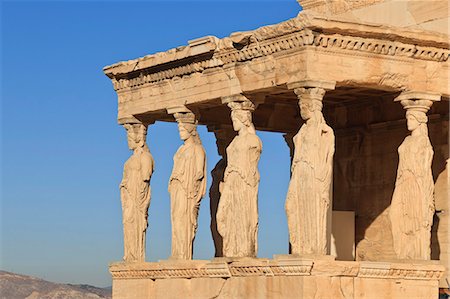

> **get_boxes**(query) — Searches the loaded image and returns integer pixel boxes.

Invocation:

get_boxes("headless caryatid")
[120,123,154,262]
[285,87,335,255]
[217,99,262,257]
[209,126,235,257]
[169,111,207,260]
[389,99,435,260]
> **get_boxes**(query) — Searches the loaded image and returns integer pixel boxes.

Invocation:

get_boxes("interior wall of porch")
[331,105,449,262]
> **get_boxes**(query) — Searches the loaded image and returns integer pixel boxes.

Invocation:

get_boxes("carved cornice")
[215,30,315,65]
[111,29,449,93]
[112,58,223,91]
[109,259,444,281]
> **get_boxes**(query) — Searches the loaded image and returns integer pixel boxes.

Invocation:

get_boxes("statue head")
[231,110,252,132]
[228,101,255,134]
[124,123,147,150]
[174,112,198,142]
[178,122,198,141]
[299,98,323,121]
[406,110,428,133]
[400,99,432,135]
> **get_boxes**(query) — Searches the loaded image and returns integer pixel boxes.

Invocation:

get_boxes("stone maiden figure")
[209,127,235,257]
[389,102,434,260]
[169,112,206,260]
[285,88,335,255]
[217,100,262,257]
[120,123,154,262]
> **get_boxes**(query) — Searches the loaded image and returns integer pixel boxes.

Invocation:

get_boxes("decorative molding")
[215,30,315,65]
[358,262,445,280]
[270,264,312,276]
[110,262,231,279]
[312,34,417,58]
[111,29,449,93]
[112,58,223,91]
[109,259,444,281]
[229,265,274,277]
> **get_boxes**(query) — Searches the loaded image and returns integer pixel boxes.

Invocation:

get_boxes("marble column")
[120,119,155,262]
[389,91,441,260]
[167,106,207,260]
[216,94,262,257]
[285,80,336,256]
[208,125,236,257]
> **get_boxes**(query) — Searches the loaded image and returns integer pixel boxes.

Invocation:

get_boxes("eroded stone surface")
[209,126,236,257]
[217,97,262,258]
[389,94,439,260]
[168,109,207,260]
[110,259,444,298]
[120,123,154,262]
[286,82,335,256]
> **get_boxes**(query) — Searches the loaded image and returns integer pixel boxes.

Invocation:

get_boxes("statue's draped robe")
[389,134,434,260]
[169,142,206,259]
[286,121,334,255]
[120,147,154,262]
[217,132,262,257]
[210,158,226,257]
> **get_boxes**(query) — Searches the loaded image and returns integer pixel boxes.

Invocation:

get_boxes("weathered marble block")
[110,258,444,299]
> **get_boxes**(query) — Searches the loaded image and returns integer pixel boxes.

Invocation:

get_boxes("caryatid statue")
[208,125,236,257]
[168,109,207,260]
[389,92,440,260]
[217,96,262,257]
[120,122,155,262]
[285,82,335,256]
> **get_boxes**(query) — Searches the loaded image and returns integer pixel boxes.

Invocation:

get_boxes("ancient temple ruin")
[104,1,449,298]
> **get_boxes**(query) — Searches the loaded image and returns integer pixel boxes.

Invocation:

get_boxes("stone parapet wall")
[110,258,445,298]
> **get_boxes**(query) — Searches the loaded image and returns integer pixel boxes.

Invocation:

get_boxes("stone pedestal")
[110,258,444,299]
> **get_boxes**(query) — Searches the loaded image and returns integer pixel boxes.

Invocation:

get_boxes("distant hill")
[0,270,111,299]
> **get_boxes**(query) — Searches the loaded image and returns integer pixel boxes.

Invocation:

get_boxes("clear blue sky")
[1,0,301,287]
